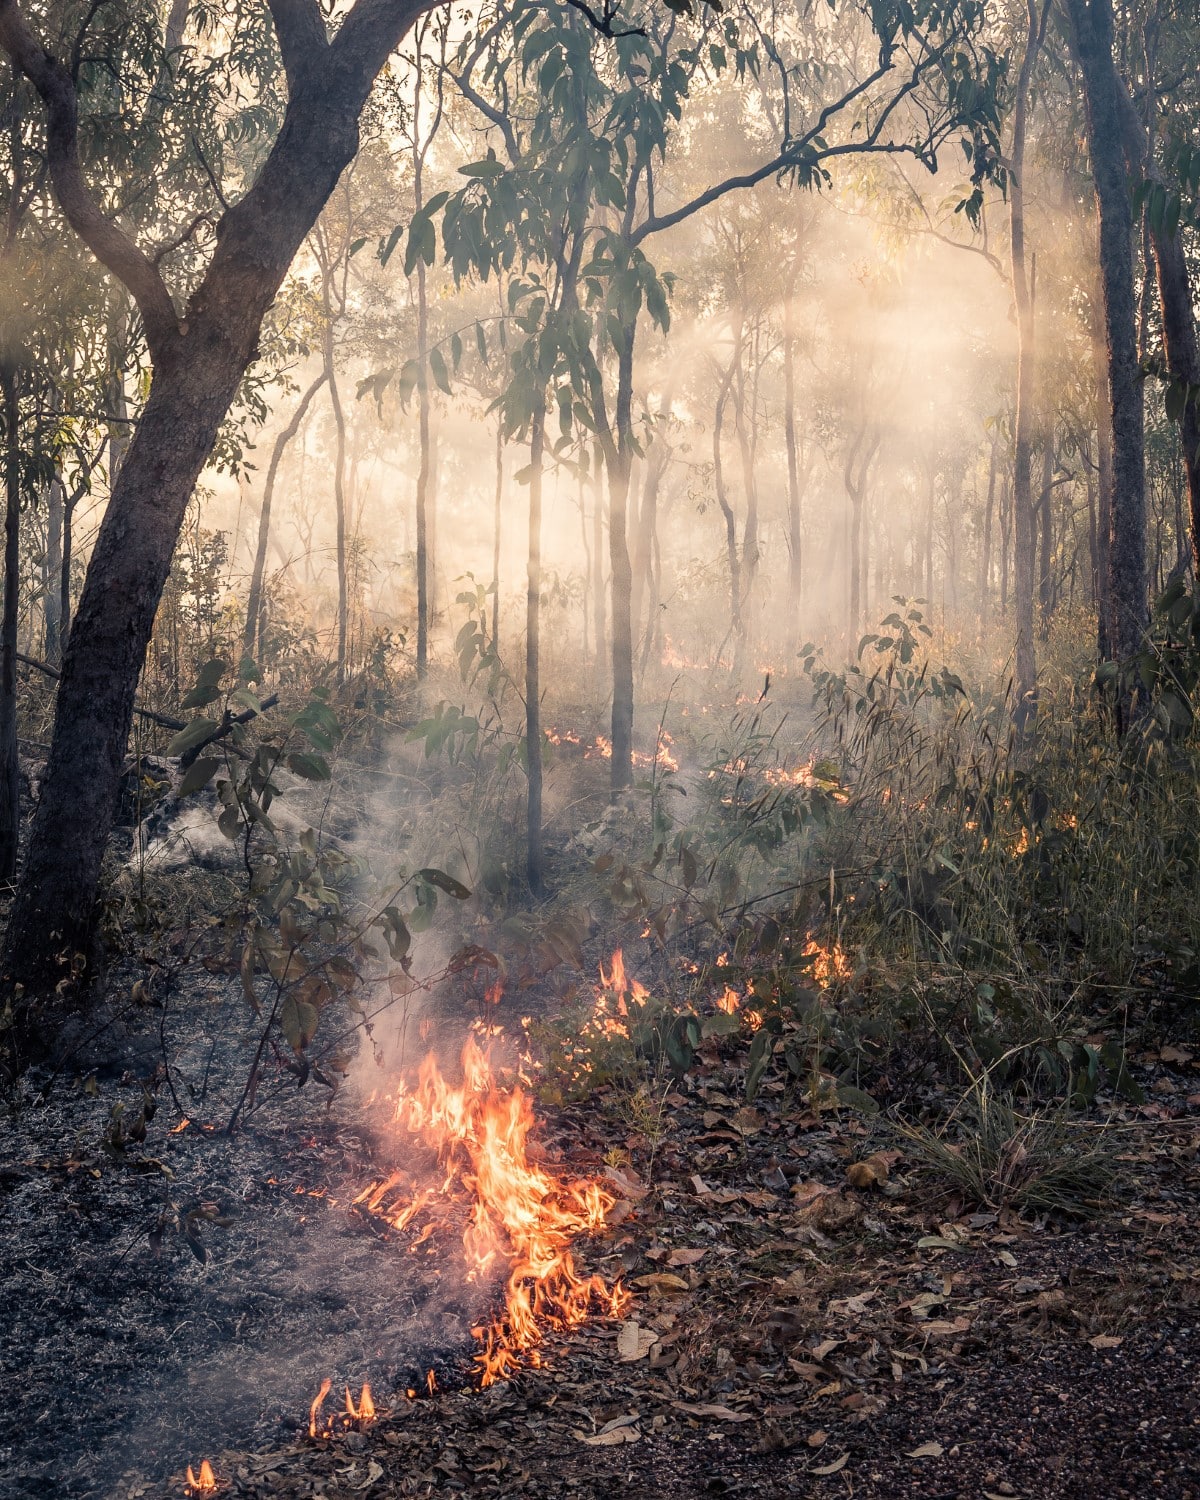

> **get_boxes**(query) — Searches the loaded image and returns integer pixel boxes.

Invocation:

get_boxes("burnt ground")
[1,969,1197,1500]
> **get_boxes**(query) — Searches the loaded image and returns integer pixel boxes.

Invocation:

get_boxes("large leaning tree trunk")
[0,0,433,1032]
[1067,0,1147,691]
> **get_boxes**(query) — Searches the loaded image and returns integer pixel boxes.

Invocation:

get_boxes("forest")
[0,0,1198,1494]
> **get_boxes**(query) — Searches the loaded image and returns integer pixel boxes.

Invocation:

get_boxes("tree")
[0,0,437,1028]
[1066,0,1148,698]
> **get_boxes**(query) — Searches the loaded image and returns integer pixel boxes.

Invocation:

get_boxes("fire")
[185,1460,216,1494]
[357,1038,627,1385]
[716,985,740,1015]
[309,1378,377,1438]
[802,938,852,985]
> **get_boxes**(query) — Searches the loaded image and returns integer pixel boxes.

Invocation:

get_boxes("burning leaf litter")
[354,1034,629,1386]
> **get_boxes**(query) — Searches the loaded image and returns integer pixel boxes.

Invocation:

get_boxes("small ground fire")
[355,1035,628,1386]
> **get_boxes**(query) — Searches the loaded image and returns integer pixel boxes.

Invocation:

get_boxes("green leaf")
[286,752,331,780]
[167,718,220,757]
[178,757,220,796]
[745,1029,773,1101]
[181,657,227,709]
[429,347,452,395]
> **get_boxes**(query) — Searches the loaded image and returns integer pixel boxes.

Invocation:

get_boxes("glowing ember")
[185,1460,216,1494]
[358,1038,627,1385]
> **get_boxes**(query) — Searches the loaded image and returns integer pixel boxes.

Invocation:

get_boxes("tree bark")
[0,0,434,1012]
[491,418,502,649]
[324,313,349,683]
[1068,0,1147,691]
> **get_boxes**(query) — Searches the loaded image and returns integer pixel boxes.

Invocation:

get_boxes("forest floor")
[1,967,1197,1500]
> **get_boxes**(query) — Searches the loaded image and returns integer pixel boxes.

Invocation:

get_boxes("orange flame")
[359,1038,627,1385]
[308,1377,332,1438]
[185,1460,216,1494]
[344,1384,376,1423]
[802,939,852,985]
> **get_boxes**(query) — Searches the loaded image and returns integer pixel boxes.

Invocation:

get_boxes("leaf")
[906,1442,945,1459]
[418,867,472,899]
[810,1453,849,1476]
[745,1028,773,1101]
[286,752,330,781]
[167,718,220,757]
[177,757,220,796]
[666,1247,706,1267]
[616,1320,658,1362]
[181,657,227,709]
[671,1402,753,1423]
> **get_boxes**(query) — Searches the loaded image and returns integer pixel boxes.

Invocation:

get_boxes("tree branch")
[265,0,329,94]
[0,0,181,359]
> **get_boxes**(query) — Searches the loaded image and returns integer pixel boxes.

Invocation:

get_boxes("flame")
[309,1377,332,1438]
[345,1383,376,1423]
[309,1379,377,1437]
[170,1118,190,1134]
[186,1460,216,1494]
[802,939,852,985]
[716,986,740,1015]
[359,1039,627,1385]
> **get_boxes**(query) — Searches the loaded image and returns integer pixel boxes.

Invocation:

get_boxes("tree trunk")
[591,442,605,672]
[1068,0,1147,690]
[0,363,19,881]
[1114,85,1200,566]
[491,418,503,649]
[1009,0,1046,728]
[244,371,327,659]
[980,436,997,632]
[783,270,803,633]
[324,318,349,683]
[607,338,636,792]
[1037,436,1054,636]
[713,377,741,649]
[43,468,63,664]
[1,0,426,1012]
[1090,289,1115,654]
[525,407,545,892]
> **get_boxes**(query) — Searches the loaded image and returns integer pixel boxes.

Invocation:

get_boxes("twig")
[16,652,187,731]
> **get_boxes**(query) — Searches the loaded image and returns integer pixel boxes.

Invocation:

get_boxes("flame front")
[360,1038,627,1385]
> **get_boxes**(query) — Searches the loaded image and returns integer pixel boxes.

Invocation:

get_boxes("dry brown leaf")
[906,1441,945,1459]
[672,1402,754,1423]
[631,1272,690,1293]
[666,1247,707,1267]
[810,1453,849,1476]
[617,1320,659,1362]
[1089,1334,1123,1350]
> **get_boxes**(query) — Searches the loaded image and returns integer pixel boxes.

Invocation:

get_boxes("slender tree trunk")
[414,205,431,680]
[491,418,503,649]
[525,407,545,891]
[44,469,63,665]
[981,436,997,632]
[608,338,636,792]
[591,442,605,671]
[324,318,349,683]
[1037,436,1054,636]
[244,371,327,658]
[1,364,19,881]
[713,378,741,647]
[1009,0,1046,728]
[783,270,803,632]
[1068,0,1147,693]
[1090,290,1115,654]
[1000,472,1012,617]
